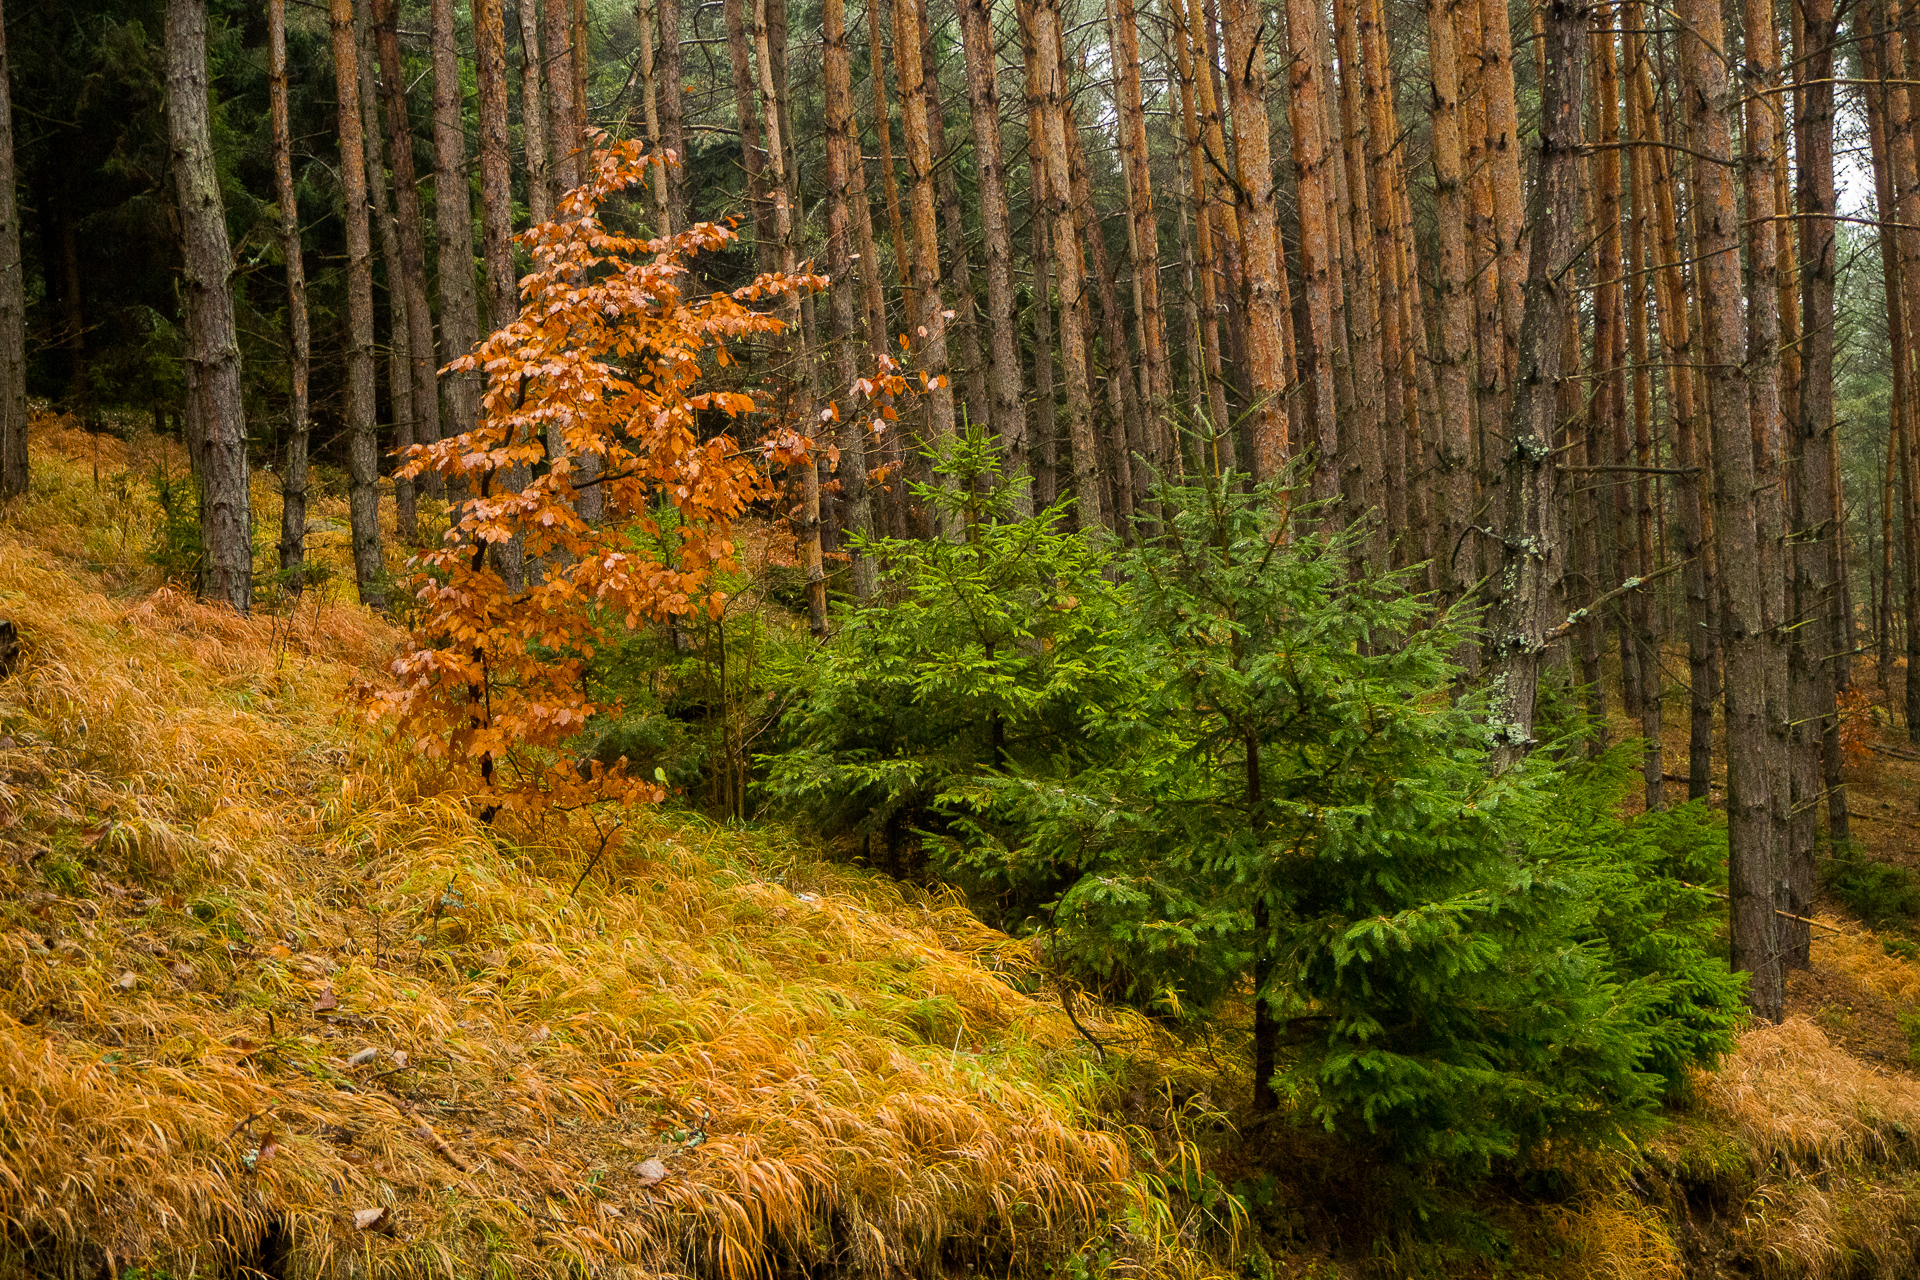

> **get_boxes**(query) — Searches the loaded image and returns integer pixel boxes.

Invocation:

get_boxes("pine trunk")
[1486,0,1582,769]
[893,0,957,527]
[822,0,876,598]
[168,0,252,614]
[371,0,442,515]
[430,0,483,508]
[270,0,310,584]
[1426,0,1475,606]
[958,0,1029,506]
[1021,0,1104,529]
[1796,0,1847,842]
[1220,0,1291,480]
[326,0,383,611]
[517,0,554,226]
[1680,0,1784,1021]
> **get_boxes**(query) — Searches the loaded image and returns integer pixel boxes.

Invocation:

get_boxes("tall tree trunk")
[1021,11,1062,507]
[1680,0,1784,1021]
[1624,0,1661,808]
[870,0,913,322]
[372,0,441,516]
[1169,0,1231,462]
[1334,0,1385,568]
[1594,7,1639,718]
[656,0,687,232]
[1633,27,1711,800]
[168,0,252,614]
[326,0,384,611]
[545,0,582,195]
[1480,0,1524,401]
[477,0,515,334]
[1796,0,1847,843]
[356,0,414,551]
[517,0,554,226]
[917,0,987,434]
[823,0,875,598]
[1486,0,1583,769]
[1066,113,1138,530]
[1883,0,1920,742]
[1359,0,1408,555]
[894,0,957,526]
[1021,0,1103,529]
[1284,0,1338,505]
[1742,0,1799,964]
[431,0,485,508]
[1426,0,1476,608]
[0,0,22,503]
[958,0,1029,507]
[1109,0,1168,473]
[750,0,824,634]
[477,0,527,588]
[270,0,310,583]
[723,0,771,269]
[1220,0,1292,480]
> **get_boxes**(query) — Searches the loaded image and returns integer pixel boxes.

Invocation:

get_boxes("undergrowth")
[17,416,1920,1279]
[0,416,1221,1280]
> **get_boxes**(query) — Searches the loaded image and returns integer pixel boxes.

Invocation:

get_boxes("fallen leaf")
[168,961,194,983]
[390,1050,409,1069]
[352,1207,391,1232]
[314,987,339,1012]
[265,944,293,959]
[633,1158,669,1187]
[114,971,138,992]
[347,1047,378,1067]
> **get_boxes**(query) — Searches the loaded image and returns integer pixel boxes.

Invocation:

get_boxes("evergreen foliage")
[769,465,1743,1165]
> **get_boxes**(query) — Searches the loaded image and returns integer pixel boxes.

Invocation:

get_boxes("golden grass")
[1696,1017,1920,1173]
[0,420,1185,1280]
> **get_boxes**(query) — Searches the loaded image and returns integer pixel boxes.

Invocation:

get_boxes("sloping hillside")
[0,418,1198,1280]
[17,416,1920,1280]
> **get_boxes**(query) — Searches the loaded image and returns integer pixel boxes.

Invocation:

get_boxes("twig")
[1681,883,1849,933]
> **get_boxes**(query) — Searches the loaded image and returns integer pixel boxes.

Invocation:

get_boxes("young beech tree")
[367,143,824,818]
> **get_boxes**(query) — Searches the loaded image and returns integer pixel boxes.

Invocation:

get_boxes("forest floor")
[9,411,1920,1280]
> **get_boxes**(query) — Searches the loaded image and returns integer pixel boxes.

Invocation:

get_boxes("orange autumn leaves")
[365,140,823,817]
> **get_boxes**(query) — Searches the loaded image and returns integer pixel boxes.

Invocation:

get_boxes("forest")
[9,0,1920,1272]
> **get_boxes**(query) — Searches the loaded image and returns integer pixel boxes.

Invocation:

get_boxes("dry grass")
[1696,1017,1920,1173]
[0,419,1193,1280]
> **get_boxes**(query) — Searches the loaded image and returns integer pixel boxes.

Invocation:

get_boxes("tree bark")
[517,0,554,226]
[545,0,582,195]
[430,0,484,511]
[1220,0,1291,480]
[1680,0,1784,1021]
[894,0,957,527]
[356,0,414,548]
[270,0,310,584]
[327,0,385,611]
[1633,26,1710,801]
[959,0,1029,506]
[167,0,252,613]
[656,0,687,233]
[1021,0,1103,529]
[1168,0,1232,465]
[371,0,441,515]
[1109,0,1168,473]
[1795,0,1847,843]
[723,0,771,269]
[822,0,876,599]
[1486,0,1582,769]
[1426,0,1475,608]
[1334,0,1385,568]
[0,0,24,503]
[1283,0,1338,506]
